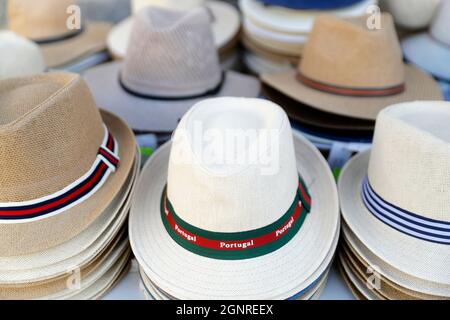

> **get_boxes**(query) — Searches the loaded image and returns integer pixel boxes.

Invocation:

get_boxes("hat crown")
[167,98,299,232]
[121,7,221,98]
[8,0,79,41]
[132,0,205,13]
[0,73,104,202]
[299,14,405,89]
[430,0,450,46]
[0,31,45,80]
[368,101,450,223]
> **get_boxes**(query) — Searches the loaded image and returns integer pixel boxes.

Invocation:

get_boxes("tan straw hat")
[107,0,240,60]
[262,14,443,121]
[0,72,136,256]
[339,101,450,292]
[84,7,260,133]
[8,0,112,69]
[129,97,339,299]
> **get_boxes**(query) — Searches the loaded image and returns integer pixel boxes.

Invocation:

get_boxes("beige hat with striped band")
[130,97,339,299]
[339,101,450,289]
[0,72,136,256]
[261,14,443,121]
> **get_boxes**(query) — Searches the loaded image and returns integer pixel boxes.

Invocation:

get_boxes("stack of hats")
[239,0,377,75]
[107,0,241,70]
[0,31,46,80]
[260,14,443,154]
[402,0,450,100]
[7,0,112,73]
[0,73,139,299]
[84,6,260,133]
[338,101,450,300]
[129,97,340,299]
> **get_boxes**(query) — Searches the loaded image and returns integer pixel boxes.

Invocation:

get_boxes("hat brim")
[402,33,450,82]
[129,131,340,299]
[40,22,112,69]
[338,150,450,287]
[262,65,443,121]
[341,222,450,297]
[239,0,376,34]
[107,0,240,60]
[83,62,261,132]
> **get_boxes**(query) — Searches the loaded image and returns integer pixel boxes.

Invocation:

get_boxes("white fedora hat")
[402,0,450,82]
[107,0,240,60]
[381,0,441,30]
[0,31,46,80]
[239,0,376,34]
[84,7,260,133]
[339,101,450,287]
[129,97,339,299]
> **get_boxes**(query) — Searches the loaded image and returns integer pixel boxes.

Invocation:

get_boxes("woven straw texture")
[0,73,136,256]
[122,7,221,97]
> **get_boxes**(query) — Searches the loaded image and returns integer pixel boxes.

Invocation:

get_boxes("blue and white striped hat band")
[361,178,450,245]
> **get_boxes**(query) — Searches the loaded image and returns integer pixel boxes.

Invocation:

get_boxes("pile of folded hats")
[107,0,242,70]
[0,72,139,299]
[260,13,443,155]
[239,0,377,75]
[130,97,340,300]
[338,100,450,300]
[7,0,112,73]
[84,6,260,134]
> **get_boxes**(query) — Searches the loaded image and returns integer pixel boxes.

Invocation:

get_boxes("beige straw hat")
[129,97,339,299]
[8,0,112,69]
[339,101,450,290]
[0,31,45,80]
[262,14,443,121]
[107,0,240,60]
[0,72,136,256]
[84,7,260,133]
[380,0,441,30]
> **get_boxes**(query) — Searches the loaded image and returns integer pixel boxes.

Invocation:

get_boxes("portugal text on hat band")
[160,178,312,260]
[0,126,120,221]
[361,178,450,245]
[296,72,405,97]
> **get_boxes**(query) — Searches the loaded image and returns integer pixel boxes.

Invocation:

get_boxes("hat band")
[34,27,84,45]
[297,72,405,97]
[361,178,450,245]
[0,125,120,222]
[160,178,312,260]
[118,72,225,101]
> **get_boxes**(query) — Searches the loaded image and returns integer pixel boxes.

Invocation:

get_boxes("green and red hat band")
[160,177,312,260]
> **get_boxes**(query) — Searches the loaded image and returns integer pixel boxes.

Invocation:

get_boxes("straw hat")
[402,1,450,82]
[0,31,46,80]
[107,0,240,60]
[239,0,376,34]
[8,0,112,69]
[129,97,339,299]
[381,0,441,30]
[338,101,450,289]
[259,0,367,10]
[0,72,136,256]
[84,7,260,133]
[262,14,443,121]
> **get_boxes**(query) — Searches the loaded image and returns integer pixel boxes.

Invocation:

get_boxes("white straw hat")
[107,0,240,60]
[339,101,450,287]
[402,0,450,82]
[130,97,339,299]
[85,7,259,132]
[0,31,45,80]
[381,0,441,30]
